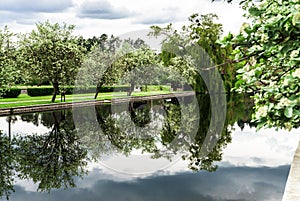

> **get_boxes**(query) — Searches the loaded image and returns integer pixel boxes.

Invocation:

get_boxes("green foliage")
[0,132,16,200]
[0,93,254,199]
[1,88,21,98]
[78,36,148,99]
[26,77,51,86]
[0,26,23,95]
[79,34,123,53]
[15,111,87,192]
[221,0,300,130]
[113,46,161,95]
[19,21,84,102]
[150,14,236,93]
[77,44,122,96]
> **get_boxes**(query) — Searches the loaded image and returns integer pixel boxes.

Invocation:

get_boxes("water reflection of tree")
[0,132,15,200]
[0,94,254,199]
[128,100,152,127]
[187,94,254,171]
[15,94,253,174]
[74,105,122,160]
[14,111,87,192]
[20,113,40,126]
[77,96,224,172]
[95,101,160,155]
[84,94,254,172]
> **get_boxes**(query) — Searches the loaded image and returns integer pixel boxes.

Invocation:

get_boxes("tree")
[15,111,87,192]
[150,13,235,93]
[115,46,160,96]
[78,34,123,53]
[221,0,300,130]
[0,132,16,200]
[77,45,121,99]
[0,26,22,95]
[19,21,84,102]
[77,36,149,99]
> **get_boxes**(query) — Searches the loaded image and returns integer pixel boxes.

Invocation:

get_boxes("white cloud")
[0,0,73,13]
[133,7,182,25]
[77,0,134,19]
[0,0,246,37]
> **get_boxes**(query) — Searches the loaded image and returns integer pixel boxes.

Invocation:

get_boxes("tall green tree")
[20,21,84,102]
[150,13,235,93]
[0,26,22,95]
[77,45,121,99]
[222,0,300,130]
[77,36,148,99]
[115,46,160,96]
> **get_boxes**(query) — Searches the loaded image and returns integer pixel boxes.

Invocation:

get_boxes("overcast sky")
[0,0,246,38]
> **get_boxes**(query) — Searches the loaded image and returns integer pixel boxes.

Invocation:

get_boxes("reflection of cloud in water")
[95,153,182,176]
[88,123,300,176]
[1,108,299,201]
[221,124,300,167]
[5,165,289,201]
[0,116,49,136]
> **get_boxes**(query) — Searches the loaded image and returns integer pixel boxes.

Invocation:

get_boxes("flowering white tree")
[222,0,300,130]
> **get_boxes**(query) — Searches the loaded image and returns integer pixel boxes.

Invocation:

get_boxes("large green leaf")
[284,107,293,118]
[249,7,261,17]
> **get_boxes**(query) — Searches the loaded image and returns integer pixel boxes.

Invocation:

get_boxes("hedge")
[65,86,130,94]
[27,87,53,96]
[1,88,22,98]
[141,85,170,92]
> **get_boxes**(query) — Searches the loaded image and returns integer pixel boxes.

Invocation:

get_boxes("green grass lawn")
[0,90,174,108]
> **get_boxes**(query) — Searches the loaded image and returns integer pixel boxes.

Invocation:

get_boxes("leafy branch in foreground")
[221,0,300,130]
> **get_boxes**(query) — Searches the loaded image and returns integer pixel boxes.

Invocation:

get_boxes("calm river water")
[0,94,299,201]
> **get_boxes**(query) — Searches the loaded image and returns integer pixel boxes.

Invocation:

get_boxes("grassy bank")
[0,90,173,108]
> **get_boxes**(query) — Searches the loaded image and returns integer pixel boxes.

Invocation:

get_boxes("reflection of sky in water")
[0,116,299,201]
[3,166,290,201]
[222,124,300,167]
[0,116,49,136]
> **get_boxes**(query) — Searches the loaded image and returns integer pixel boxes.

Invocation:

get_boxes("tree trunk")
[94,82,103,99]
[127,82,134,96]
[52,82,59,103]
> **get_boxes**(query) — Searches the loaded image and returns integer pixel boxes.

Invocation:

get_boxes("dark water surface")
[0,94,299,201]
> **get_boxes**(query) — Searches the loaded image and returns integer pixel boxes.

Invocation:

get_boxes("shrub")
[1,88,21,98]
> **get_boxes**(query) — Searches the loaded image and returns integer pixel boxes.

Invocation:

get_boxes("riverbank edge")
[0,91,195,116]
[282,141,300,201]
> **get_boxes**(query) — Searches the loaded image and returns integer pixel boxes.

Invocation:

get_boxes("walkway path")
[282,141,300,201]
